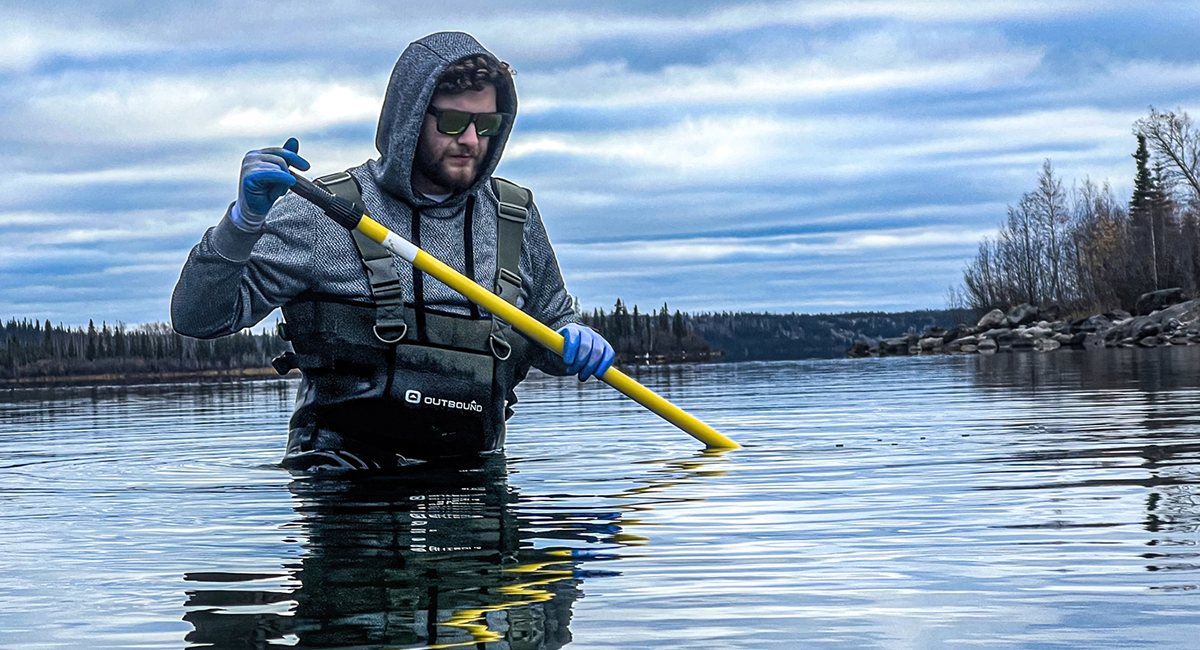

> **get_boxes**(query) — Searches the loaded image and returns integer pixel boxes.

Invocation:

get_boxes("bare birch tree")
[1135,107,1200,204]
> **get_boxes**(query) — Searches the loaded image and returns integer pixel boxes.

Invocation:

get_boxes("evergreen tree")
[86,320,97,361]
[1130,134,1161,290]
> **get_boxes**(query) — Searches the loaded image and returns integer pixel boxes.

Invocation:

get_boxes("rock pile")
[847,289,1200,358]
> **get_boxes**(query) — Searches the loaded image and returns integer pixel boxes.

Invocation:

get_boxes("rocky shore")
[847,288,1200,357]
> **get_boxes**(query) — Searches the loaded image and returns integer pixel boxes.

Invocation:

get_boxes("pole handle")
[288,173,364,230]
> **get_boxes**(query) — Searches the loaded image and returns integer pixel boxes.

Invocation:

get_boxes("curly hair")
[435,54,514,96]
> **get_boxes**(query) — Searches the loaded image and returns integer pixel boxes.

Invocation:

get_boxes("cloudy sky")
[3,1,1200,328]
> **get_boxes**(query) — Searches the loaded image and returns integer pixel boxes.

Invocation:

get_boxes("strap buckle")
[495,267,522,299]
[497,202,527,222]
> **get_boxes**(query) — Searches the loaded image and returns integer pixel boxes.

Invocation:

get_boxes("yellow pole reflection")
[428,452,730,647]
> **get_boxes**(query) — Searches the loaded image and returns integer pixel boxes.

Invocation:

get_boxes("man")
[172,32,615,470]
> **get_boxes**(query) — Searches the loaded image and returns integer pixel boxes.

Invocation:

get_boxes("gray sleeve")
[518,201,580,375]
[170,195,318,339]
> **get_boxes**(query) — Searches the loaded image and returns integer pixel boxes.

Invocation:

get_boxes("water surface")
[3,348,1200,648]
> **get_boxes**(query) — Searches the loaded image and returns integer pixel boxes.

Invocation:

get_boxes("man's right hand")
[232,137,310,232]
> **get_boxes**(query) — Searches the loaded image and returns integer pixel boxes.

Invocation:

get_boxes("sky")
[3,1,1200,328]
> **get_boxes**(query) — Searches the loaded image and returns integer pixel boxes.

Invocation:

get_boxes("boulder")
[1006,303,1040,327]
[977,309,1006,330]
[1151,299,1200,327]
[1010,336,1035,349]
[942,325,971,343]
[1110,316,1161,341]
[849,297,1200,359]
[847,342,873,358]
[879,336,912,356]
[1019,326,1053,339]
[1071,314,1112,333]
[1036,338,1062,351]
[1135,288,1187,316]
[1038,304,1064,322]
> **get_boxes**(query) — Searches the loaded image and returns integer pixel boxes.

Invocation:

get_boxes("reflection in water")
[14,356,1200,647]
[183,457,619,649]
[968,347,1200,590]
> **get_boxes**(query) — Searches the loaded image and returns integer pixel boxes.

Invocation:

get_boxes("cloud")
[0,1,1108,74]
[9,71,380,147]
[790,0,1120,23]
[0,14,157,73]
[0,1,1196,324]
[508,105,1137,194]
[0,209,216,253]
[467,0,1122,61]
[558,226,995,263]
[559,246,974,314]
[518,29,1043,112]
[1064,59,1200,107]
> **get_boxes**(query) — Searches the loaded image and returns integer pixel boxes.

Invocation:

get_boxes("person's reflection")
[183,456,611,649]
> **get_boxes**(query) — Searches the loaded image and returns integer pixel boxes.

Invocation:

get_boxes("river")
[2,348,1200,648]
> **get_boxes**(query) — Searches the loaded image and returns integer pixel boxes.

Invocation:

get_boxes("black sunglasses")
[426,106,510,137]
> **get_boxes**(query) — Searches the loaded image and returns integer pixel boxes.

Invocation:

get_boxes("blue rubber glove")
[231,137,310,232]
[559,323,616,381]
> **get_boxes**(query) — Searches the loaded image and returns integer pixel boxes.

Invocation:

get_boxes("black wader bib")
[274,173,534,470]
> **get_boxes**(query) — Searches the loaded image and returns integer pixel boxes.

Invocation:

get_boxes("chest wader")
[273,173,534,469]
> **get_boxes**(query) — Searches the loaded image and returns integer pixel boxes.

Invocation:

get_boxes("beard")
[414,143,486,193]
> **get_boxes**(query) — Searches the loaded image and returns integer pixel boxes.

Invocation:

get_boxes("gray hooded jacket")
[172,32,578,467]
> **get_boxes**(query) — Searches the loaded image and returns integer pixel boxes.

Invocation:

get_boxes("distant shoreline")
[0,366,297,389]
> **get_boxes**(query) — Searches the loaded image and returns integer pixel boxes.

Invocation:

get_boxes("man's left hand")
[558,324,616,381]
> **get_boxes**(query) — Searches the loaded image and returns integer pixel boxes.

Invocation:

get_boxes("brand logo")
[401,387,484,413]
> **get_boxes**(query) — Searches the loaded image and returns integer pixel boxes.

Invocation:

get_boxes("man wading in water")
[172,32,615,470]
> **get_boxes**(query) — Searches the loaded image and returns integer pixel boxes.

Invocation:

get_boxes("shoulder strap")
[490,177,529,306]
[315,171,408,343]
[484,177,531,361]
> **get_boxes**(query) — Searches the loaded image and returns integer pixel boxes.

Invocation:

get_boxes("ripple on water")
[5,353,1200,647]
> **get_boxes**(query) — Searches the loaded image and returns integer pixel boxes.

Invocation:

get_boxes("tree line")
[960,107,1200,315]
[0,318,288,382]
[579,302,959,361]
[578,300,716,362]
[2,303,961,383]
[5,300,913,382]
[1,305,712,382]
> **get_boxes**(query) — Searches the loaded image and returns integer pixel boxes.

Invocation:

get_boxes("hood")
[373,32,517,206]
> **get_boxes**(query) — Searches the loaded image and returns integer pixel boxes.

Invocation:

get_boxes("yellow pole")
[353,215,739,450]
